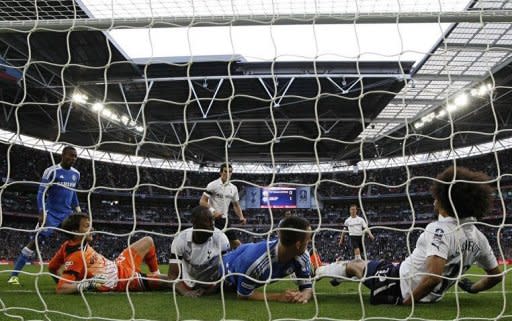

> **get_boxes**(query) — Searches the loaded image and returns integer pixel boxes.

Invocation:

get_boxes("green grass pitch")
[0,265,511,321]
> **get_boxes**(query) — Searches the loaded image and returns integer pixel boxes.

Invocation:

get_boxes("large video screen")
[261,187,296,208]
[245,186,311,209]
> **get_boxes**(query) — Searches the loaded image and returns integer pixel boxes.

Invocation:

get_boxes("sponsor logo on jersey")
[431,228,445,250]
[59,181,77,188]
[64,260,74,270]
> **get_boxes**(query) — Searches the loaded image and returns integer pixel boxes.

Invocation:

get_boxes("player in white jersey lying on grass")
[168,205,230,297]
[316,166,502,305]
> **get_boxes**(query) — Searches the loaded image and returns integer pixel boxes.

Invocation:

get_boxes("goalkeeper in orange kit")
[48,213,169,294]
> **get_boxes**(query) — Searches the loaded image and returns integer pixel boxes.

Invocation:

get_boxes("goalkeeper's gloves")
[458,278,478,294]
[77,277,107,292]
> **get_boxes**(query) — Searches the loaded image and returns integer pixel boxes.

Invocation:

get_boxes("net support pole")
[0,10,511,33]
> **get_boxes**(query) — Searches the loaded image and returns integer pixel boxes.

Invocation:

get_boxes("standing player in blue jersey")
[222,216,313,303]
[8,146,81,285]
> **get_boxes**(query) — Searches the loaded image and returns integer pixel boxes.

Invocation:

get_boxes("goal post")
[0,0,511,320]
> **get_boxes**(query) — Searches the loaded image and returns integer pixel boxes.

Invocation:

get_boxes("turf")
[0,265,511,321]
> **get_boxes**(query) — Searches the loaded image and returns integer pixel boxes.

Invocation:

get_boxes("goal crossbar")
[0,10,511,33]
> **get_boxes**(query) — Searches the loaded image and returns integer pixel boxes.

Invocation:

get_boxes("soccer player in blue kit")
[222,216,313,303]
[8,146,81,285]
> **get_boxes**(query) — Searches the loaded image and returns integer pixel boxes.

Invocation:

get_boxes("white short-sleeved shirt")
[343,216,368,236]
[203,178,240,219]
[170,227,230,287]
[399,216,498,302]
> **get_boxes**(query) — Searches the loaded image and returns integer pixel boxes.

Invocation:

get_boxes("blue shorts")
[364,260,402,305]
[36,210,70,237]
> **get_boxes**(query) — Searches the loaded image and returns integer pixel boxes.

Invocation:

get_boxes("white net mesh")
[0,0,511,320]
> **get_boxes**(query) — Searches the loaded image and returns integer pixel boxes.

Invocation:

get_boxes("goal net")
[0,0,511,320]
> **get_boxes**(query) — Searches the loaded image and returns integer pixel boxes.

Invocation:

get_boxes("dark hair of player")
[279,216,311,246]
[219,163,232,173]
[431,166,493,219]
[61,213,89,239]
[190,206,214,244]
[62,145,76,155]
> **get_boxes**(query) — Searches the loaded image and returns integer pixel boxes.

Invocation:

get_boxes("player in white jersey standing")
[168,206,230,296]
[200,163,246,249]
[317,166,502,305]
[339,204,375,260]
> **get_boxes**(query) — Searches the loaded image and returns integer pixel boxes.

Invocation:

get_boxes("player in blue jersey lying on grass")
[169,209,313,303]
[222,215,313,303]
[8,146,81,286]
[316,166,502,305]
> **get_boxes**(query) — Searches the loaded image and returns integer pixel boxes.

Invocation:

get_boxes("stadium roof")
[0,0,511,173]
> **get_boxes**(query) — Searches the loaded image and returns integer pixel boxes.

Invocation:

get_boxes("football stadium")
[0,0,511,320]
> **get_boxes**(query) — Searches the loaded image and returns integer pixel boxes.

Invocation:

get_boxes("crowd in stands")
[2,143,512,199]
[1,143,512,263]
[1,220,511,265]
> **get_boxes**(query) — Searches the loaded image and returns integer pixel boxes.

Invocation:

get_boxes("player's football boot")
[7,276,21,286]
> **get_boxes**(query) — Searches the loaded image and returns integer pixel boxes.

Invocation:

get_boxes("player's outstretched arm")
[56,277,106,294]
[48,248,65,283]
[199,193,210,208]
[238,289,311,303]
[338,231,346,246]
[168,262,205,297]
[366,229,375,241]
[199,193,223,219]
[37,169,52,215]
[233,201,246,224]
[291,288,312,304]
[459,266,502,294]
[403,255,446,305]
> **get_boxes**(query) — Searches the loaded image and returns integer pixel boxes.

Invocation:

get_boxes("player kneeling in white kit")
[168,205,230,296]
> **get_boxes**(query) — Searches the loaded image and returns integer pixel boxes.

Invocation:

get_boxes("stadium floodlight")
[129,120,137,127]
[421,113,435,123]
[447,104,457,112]
[101,108,112,118]
[454,93,468,107]
[470,88,478,96]
[92,102,104,112]
[478,84,488,96]
[437,109,446,118]
[72,92,88,104]
[414,122,424,129]
[135,126,144,132]
[121,115,130,125]
[110,113,120,122]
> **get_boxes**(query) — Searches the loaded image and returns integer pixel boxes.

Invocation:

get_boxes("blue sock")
[11,247,34,277]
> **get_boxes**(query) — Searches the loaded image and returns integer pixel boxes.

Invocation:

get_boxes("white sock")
[21,247,34,258]
[316,261,347,278]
